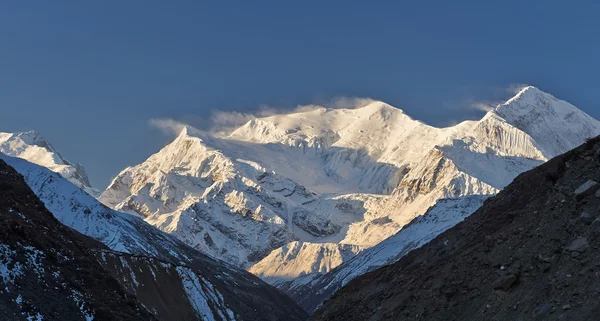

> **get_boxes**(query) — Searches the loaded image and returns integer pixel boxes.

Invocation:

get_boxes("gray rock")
[596,189,600,198]
[534,303,552,318]
[592,218,600,234]
[492,274,517,291]
[562,304,572,310]
[580,212,594,225]
[574,180,599,199]
[567,238,589,253]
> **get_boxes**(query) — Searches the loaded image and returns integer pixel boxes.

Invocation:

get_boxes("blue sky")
[1,1,599,188]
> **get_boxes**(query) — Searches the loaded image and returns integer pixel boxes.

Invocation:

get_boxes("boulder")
[580,212,594,225]
[492,274,517,291]
[567,238,589,253]
[534,303,553,319]
[574,180,599,199]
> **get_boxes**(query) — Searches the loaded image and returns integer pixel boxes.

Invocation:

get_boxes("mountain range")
[99,86,600,309]
[1,85,599,319]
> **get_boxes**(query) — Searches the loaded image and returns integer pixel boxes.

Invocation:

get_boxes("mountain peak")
[501,85,550,107]
[18,129,42,137]
[171,125,217,149]
[0,130,98,195]
[178,126,189,137]
[8,130,51,148]
[485,85,600,159]
[174,126,190,141]
[514,85,540,96]
[357,100,405,114]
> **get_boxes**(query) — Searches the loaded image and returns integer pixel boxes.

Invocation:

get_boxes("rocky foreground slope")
[312,137,600,320]
[0,159,155,320]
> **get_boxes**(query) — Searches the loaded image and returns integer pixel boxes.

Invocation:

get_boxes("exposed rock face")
[0,159,154,321]
[311,137,600,321]
[574,180,599,199]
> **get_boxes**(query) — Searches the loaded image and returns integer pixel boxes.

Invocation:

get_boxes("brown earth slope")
[0,159,155,320]
[312,137,600,321]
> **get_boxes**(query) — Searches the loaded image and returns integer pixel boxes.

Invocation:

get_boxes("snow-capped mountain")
[99,101,477,268]
[0,130,100,196]
[99,86,600,309]
[1,154,307,321]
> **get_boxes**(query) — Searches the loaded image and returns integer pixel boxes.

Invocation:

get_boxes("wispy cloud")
[506,83,530,95]
[469,100,503,112]
[319,97,376,109]
[469,83,531,111]
[148,118,188,136]
[150,96,378,137]
[209,111,257,134]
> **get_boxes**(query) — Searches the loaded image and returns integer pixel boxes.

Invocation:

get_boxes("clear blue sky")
[1,1,599,188]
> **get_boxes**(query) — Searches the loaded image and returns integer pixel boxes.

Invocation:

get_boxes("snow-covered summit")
[228,100,459,167]
[0,130,99,196]
[489,86,600,158]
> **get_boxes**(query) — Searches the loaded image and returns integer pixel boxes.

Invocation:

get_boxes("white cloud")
[205,96,377,134]
[209,111,257,134]
[149,97,381,137]
[469,101,501,112]
[506,83,530,95]
[148,118,188,136]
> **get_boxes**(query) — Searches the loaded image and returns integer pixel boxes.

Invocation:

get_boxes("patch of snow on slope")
[176,266,236,321]
[0,245,23,285]
[70,290,95,321]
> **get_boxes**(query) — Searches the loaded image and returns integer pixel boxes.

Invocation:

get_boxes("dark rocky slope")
[94,248,308,321]
[0,160,155,320]
[312,137,600,321]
